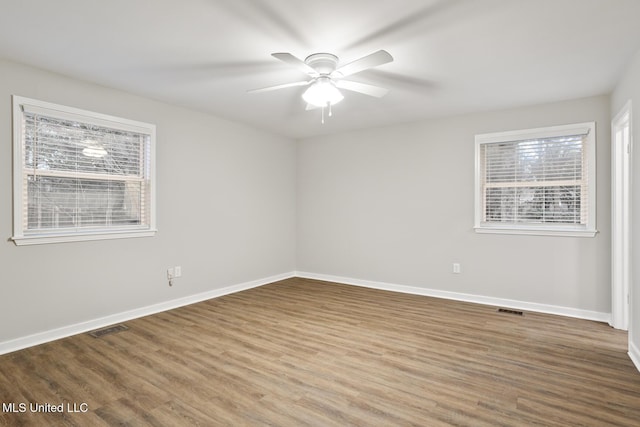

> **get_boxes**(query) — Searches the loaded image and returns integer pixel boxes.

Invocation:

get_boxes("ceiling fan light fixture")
[302,77,344,108]
[251,50,393,123]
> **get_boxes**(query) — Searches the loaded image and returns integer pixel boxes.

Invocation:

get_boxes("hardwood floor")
[1,277,639,426]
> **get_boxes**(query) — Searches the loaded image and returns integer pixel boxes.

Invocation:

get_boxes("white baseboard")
[0,271,613,356]
[629,340,640,373]
[0,271,296,356]
[296,271,611,323]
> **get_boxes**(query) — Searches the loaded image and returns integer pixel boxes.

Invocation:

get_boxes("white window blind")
[475,122,596,237]
[12,96,156,245]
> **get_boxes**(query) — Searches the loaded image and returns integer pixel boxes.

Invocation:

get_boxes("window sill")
[12,229,157,246]
[474,226,598,238]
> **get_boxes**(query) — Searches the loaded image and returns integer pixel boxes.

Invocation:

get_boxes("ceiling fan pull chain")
[321,105,325,124]
[329,102,333,117]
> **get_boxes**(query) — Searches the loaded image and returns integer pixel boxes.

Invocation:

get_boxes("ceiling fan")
[248,50,393,122]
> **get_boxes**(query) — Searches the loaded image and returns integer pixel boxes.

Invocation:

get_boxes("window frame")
[11,95,157,246]
[474,122,597,237]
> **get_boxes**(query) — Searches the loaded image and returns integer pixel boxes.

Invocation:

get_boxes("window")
[12,96,156,245]
[474,122,596,237]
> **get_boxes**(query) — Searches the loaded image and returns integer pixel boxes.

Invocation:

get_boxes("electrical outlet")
[453,263,461,274]
[175,266,182,278]
[167,267,174,280]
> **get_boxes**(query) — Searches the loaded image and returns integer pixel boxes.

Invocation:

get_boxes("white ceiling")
[1,0,640,139]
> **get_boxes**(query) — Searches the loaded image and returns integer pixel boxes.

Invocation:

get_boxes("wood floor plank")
[2,277,640,426]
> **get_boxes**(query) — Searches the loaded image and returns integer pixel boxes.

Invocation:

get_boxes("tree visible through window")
[475,122,596,237]
[12,96,156,245]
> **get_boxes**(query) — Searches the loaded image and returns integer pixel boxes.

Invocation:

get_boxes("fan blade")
[272,53,318,76]
[336,80,389,97]
[247,80,311,94]
[332,50,393,78]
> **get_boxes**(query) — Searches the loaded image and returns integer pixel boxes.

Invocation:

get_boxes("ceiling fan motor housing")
[305,53,339,75]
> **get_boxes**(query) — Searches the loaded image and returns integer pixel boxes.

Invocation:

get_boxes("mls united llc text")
[2,402,89,413]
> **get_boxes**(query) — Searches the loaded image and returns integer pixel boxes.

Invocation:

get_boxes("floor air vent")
[88,324,129,338]
[497,308,524,316]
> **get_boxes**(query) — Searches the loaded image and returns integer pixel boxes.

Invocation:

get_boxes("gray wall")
[0,57,621,351]
[0,59,297,344]
[297,95,611,314]
[612,48,640,359]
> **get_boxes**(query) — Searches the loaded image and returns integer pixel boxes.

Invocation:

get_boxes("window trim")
[11,96,157,245]
[474,122,597,237]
